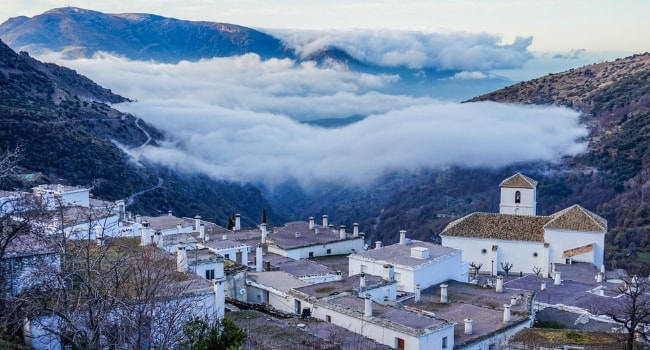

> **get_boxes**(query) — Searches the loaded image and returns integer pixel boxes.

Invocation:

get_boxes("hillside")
[0,39,279,227]
[0,7,291,63]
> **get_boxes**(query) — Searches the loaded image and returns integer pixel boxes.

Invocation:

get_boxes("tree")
[261,208,267,224]
[501,262,514,279]
[0,145,22,183]
[598,274,650,350]
[532,266,543,277]
[181,316,246,350]
[226,213,235,230]
[469,262,483,278]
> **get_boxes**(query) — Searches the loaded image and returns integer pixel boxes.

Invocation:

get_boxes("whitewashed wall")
[545,229,604,268]
[270,238,364,259]
[499,187,536,216]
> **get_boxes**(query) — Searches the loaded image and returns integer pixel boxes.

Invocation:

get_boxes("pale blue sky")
[2,0,648,53]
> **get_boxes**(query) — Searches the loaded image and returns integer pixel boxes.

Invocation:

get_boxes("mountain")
[0,38,279,227]
[0,7,291,63]
[0,7,513,100]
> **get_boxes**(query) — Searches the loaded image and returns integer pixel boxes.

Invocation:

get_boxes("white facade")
[268,237,364,259]
[499,187,536,216]
[545,228,605,268]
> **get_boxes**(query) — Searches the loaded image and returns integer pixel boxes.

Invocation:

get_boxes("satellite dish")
[239,288,246,295]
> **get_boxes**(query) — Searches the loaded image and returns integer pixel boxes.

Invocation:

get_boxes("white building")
[246,271,311,314]
[348,231,465,292]
[266,215,365,259]
[32,184,91,209]
[441,173,607,277]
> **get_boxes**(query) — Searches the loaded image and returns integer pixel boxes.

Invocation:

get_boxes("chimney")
[256,244,264,272]
[168,210,173,216]
[384,264,395,282]
[410,247,430,259]
[554,271,562,285]
[496,275,504,293]
[294,232,300,238]
[360,272,366,288]
[364,294,372,319]
[541,281,546,290]
[213,280,225,319]
[177,244,188,272]
[415,284,421,303]
[601,264,606,274]
[136,214,142,224]
[140,221,151,246]
[309,217,315,230]
[353,223,359,237]
[596,272,603,283]
[511,295,518,306]
[399,230,407,245]
[116,200,125,221]
[94,225,102,241]
[339,225,346,240]
[177,222,183,234]
[234,214,241,231]
[194,215,201,230]
[336,271,343,281]
[154,230,163,248]
[57,184,64,194]
[260,223,267,243]
[464,319,473,335]
[375,241,382,249]
[222,234,228,241]
[314,227,319,235]
[322,214,328,228]
[503,304,512,323]
[199,223,205,240]
[440,284,449,303]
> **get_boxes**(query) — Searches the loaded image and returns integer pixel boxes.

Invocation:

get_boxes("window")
[442,336,448,349]
[326,315,331,323]
[488,344,495,350]
[308,251,314,258]
[224,254,230,260]
[396,337,405,350]
[205,269,215,280]
[327,248,332,254]
[515,191,521,203]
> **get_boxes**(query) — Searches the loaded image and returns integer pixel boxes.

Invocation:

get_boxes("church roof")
[441,212,552,242]
[544,205,607,232]
[499,173,538,189]
[562,243,595,258]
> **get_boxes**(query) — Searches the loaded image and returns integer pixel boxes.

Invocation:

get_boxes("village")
[1,173,643,349]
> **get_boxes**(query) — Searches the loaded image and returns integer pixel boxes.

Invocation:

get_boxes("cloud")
[552,48,587,60]
[39,52,587,188]
[270,29,534,70]
[450,71,489,80]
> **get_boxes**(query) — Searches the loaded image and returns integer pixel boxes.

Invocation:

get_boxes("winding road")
[124,117,164,206]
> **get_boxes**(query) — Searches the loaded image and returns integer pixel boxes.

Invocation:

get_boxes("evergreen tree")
[181,317,246,350]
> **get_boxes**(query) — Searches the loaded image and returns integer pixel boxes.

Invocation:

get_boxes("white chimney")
[511,295,518,306]
[399,230,406,245]
[464,319,473,335]
[601,264,606,274]
[554,271,562,285]
[496,275,504,293]
[222,234,228,241]
[136,214,142,224]
[440,284,448,303]
[541,281,546,290]
[322,214,328,228]
[260,223,267,243]
[503,304,511,323]
[309,217,315,230]
[213,280,225,318]
[353,223,359,237]
[339,225,346,240]
[194,215,201,230]
[168,210,173,216]
[295,232,300,238]
[336,271,343,281]
[256,244,264,272]
[199,223,205,239]
[140,221,151,246]
[410,247,430,259]
[415,284,421,303]
[383,264,395,282]
[234,214,241,231]
[94,225,102,240]
[375,241,382,249]
[177,244,188,272]
[177,222,183,234]
[154,230,163,248]
[360,272,366,288]
[364,294,372,319]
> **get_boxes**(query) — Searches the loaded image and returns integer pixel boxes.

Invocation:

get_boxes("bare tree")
[598,275,650,350]
[501,262,514,279]
[469,262,483,278]
[532,266,543,277]
[0,145,23,182]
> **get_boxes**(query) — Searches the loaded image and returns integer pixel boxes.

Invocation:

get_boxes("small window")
[326,315,331,323]
[205,269,215,280]
[515,191,521,203]
[396,337,405,350]
[442,336,448,349]
[308,252,314,258]
[533,252,538,257]
[327,248,332,254]
[224,254,230,260]
[481,248,487,254]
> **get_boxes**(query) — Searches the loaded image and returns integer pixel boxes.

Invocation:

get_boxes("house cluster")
[3,174,637,350]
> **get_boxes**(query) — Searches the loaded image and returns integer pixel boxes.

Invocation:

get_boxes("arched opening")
[515,191,521,204]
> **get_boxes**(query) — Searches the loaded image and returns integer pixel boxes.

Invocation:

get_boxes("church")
[440,173,607,277]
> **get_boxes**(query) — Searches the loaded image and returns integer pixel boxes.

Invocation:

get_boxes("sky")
[3,1,644,187]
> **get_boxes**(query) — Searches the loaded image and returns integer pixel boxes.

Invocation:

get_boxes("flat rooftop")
[292,273,387,299]
[202,238,248,250]
[269,221,362,250]
[247,271,311,293]
[349,240,459,268]
[275,259,334,278]
[403,281,533,346]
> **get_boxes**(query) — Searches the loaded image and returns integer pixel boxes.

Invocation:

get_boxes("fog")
[40,39,587,187]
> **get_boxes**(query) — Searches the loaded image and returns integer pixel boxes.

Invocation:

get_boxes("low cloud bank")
[40,51,586,187]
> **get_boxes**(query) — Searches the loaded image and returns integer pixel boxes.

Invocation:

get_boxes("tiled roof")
[545,205,607,232]
[562,243,595,258]
[499,173,538,188]
[441,212,552,242]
